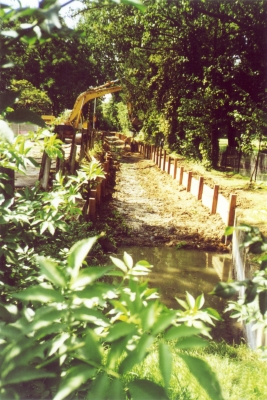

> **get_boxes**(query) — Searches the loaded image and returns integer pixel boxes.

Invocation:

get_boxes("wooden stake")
[167,157,171,175]
[41,153,51,190]
[159,148,162,168]
[187,171,193,192]
[88,198,96,221]
[211,184,219,214]
[70,145,77,174]
[96,178,101,203]
[197,177,204,200]
[163,150,166,171]
[227,194,237,226]
[179,166,184,185]
[173,159,178,179]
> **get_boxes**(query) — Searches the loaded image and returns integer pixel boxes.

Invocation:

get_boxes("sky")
[3,0,85,28]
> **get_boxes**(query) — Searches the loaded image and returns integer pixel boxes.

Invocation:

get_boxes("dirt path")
[109,152,229,252]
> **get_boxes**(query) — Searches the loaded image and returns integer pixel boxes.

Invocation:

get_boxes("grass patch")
[122,340,267,400]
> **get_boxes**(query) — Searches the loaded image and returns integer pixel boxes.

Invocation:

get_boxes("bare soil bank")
[105,152,230,251]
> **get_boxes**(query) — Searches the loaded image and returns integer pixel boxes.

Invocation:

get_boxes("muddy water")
[118,247,240,343]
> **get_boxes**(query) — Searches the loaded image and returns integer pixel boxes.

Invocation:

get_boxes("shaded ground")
[102,142,267,251]
[106,152,229,252]
[100,150,244,343]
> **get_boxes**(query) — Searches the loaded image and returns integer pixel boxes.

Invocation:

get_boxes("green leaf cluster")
[0,237,223,399]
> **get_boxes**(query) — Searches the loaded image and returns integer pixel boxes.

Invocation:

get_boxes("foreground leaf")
[54,365,96,400]
[105,322,137,342]
[128,379,168,400]
[12,285,64,302]
[179,354,224,400]
[3,366,55,385]
[119,333,154,375]
[68,236,99,281]
[70,266,111,289]
[88,372,110,400]
[38,256,67,288]
[159,342,172,389]
[165,325,203,341]
[175,336,208,349]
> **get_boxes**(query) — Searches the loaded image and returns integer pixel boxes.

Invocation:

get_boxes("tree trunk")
[211,124,219,168]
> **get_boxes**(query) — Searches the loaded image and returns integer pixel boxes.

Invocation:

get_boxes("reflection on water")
[118,247,232,315]
[118,247,240,342]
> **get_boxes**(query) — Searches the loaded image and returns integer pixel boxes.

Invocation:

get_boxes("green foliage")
[0,132,39,173]
[116,101,132,134]
[126,340,267,400]
[81,0,267,168]
[0,238,223,399]
[9,79,52,114]
[175,292,222,337]
[101,96,120,130]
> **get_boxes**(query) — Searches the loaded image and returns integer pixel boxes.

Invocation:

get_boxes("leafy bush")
[0,237,224,400]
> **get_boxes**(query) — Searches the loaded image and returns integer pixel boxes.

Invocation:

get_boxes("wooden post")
[211,184,219,214]
[167,157,171,175]
[104,160,110,173]
[173,158,178,180]
[101,177,106,197]
[56,148,65,173]
[39,151,46,181]
[90,189,97,199]
[41,153,51,190]
[227,194,237,226]
[96,178,101,203]
[88,198,96,221]
[159,148,162,168]
[187,171,193,192]
[179,166,184,185]
[197,177,204,200]
[69,129,77,163]
[163,150,166,171]
[70,145,77,174]
[79,130,86,162]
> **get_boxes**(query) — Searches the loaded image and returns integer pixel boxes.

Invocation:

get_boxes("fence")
[10,123,38,135]
[219,147,267,181]
[39,132,239,227]
[138,143,237,228]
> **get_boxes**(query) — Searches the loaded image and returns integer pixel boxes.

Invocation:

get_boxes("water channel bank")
[101,150,242,343]
[109,152,229,251]
[118,246,240,343]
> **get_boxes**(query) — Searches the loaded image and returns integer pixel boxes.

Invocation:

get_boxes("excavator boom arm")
[66,82,121,128]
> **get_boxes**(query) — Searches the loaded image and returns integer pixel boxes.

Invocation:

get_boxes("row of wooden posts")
[86,158,111,221]
[40,130,237,226]
[137,142,237,228]
[38,129,112,221]
[39,128,98,190]
[111,132,237,228]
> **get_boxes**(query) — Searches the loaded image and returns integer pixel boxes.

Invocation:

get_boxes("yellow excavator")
[42,79,121,132]
[42,80,122,170]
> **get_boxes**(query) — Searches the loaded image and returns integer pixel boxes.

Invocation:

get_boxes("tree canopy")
[1,0,266,167]
[78,0,267,167]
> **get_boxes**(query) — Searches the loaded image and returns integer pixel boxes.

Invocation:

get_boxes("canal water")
[118,247,240,342]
